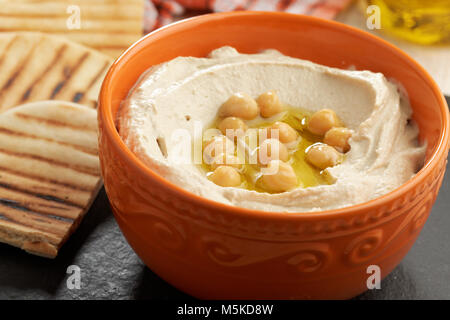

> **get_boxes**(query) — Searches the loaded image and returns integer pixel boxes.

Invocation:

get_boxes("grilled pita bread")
[0,100,102,258]
[0,32,112,112]
[0,0,144,58]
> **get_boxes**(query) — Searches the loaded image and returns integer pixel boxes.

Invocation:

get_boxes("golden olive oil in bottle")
[367,0,450,44]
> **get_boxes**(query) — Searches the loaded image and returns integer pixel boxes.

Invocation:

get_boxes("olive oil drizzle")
[200,105,334,193]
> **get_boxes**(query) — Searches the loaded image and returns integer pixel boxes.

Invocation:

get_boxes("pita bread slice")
[0,0,145,58]
[0,100,102,258]
[0,32,112,112]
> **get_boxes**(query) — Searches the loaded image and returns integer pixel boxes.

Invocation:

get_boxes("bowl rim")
[99,11,450,221]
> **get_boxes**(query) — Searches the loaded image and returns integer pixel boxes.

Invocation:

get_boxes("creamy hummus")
[118,46,425,212]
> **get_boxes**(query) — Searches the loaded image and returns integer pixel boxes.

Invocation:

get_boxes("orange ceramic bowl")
[98,12,449,299]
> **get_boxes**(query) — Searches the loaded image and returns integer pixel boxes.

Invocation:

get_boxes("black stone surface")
[0,99,449,300]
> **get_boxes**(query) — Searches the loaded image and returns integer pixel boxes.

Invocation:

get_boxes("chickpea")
[267,121,298,144]
[307,109,341,136]
[258,138,289,165]
[203,136,234,160]
[219,93,259,120]
[257,91,283,118]
[218,117,247,139]
[209,166,241,187]
[210,153,242,170]
[260,160,298,193]
[305,143,342,170]
[324,127,352,153]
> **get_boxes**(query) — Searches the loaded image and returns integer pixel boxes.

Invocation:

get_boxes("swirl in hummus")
[118,46,425,212]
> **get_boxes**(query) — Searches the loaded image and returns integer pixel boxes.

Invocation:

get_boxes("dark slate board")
[0,98,449,300]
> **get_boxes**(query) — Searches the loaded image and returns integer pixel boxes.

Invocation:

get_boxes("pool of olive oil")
[367,0,450,44]
[199,106,333,193]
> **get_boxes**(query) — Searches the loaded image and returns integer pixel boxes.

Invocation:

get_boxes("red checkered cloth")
[144,0,353,32]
